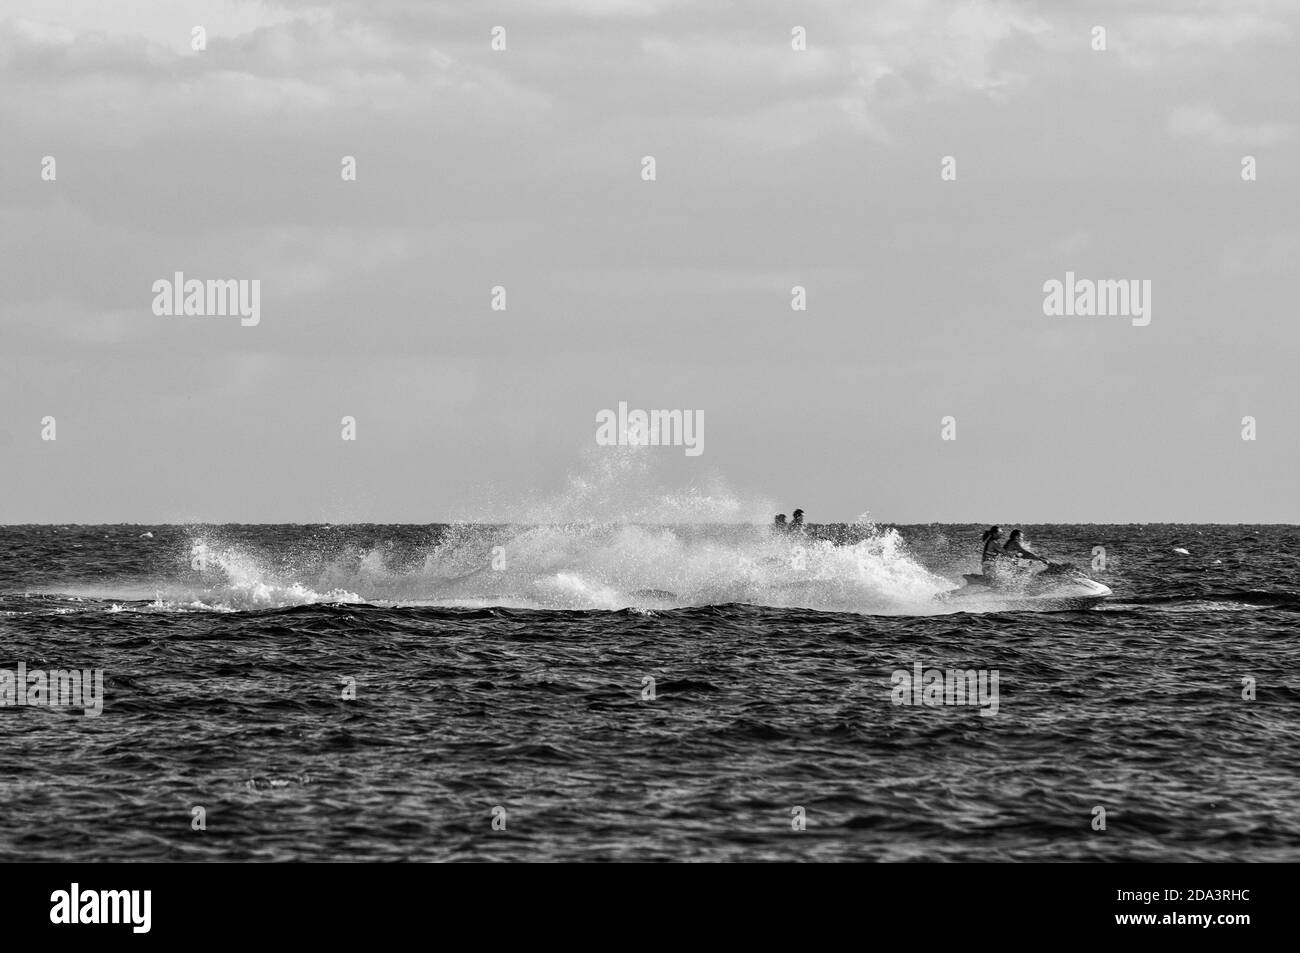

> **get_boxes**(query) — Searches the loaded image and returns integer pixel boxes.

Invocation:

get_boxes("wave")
[138,520,954,614]
[1104,591,1300,612]
[27,447,952,614]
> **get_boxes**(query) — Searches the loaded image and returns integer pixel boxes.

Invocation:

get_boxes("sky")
[1,0,1296,523]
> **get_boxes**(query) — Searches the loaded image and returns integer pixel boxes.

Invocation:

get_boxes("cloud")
[1167,104,1293,145]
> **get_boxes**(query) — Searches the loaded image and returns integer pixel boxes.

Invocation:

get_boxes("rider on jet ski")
[978,526,1048,586]
[980,526,1004,576]
[1002,529,1048,565]
[952,527,1108,605]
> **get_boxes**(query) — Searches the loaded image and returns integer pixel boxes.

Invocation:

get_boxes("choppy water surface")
[1,522,1297,861]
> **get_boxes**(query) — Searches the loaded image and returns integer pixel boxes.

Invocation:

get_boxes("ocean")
[1,522,1297,861]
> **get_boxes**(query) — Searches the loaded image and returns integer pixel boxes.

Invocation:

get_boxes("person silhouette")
[1003,529,1048,565]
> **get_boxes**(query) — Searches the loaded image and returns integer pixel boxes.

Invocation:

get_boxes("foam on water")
[143,541,366,611]
[157,519,952,614]
[126,447,954,613]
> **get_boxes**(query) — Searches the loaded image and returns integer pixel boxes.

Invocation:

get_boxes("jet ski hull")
[939,572,1112,611]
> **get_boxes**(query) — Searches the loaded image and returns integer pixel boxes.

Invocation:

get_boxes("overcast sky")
[1,0,1296,523]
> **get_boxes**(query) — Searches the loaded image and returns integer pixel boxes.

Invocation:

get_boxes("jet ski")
[939,562,1112,611]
